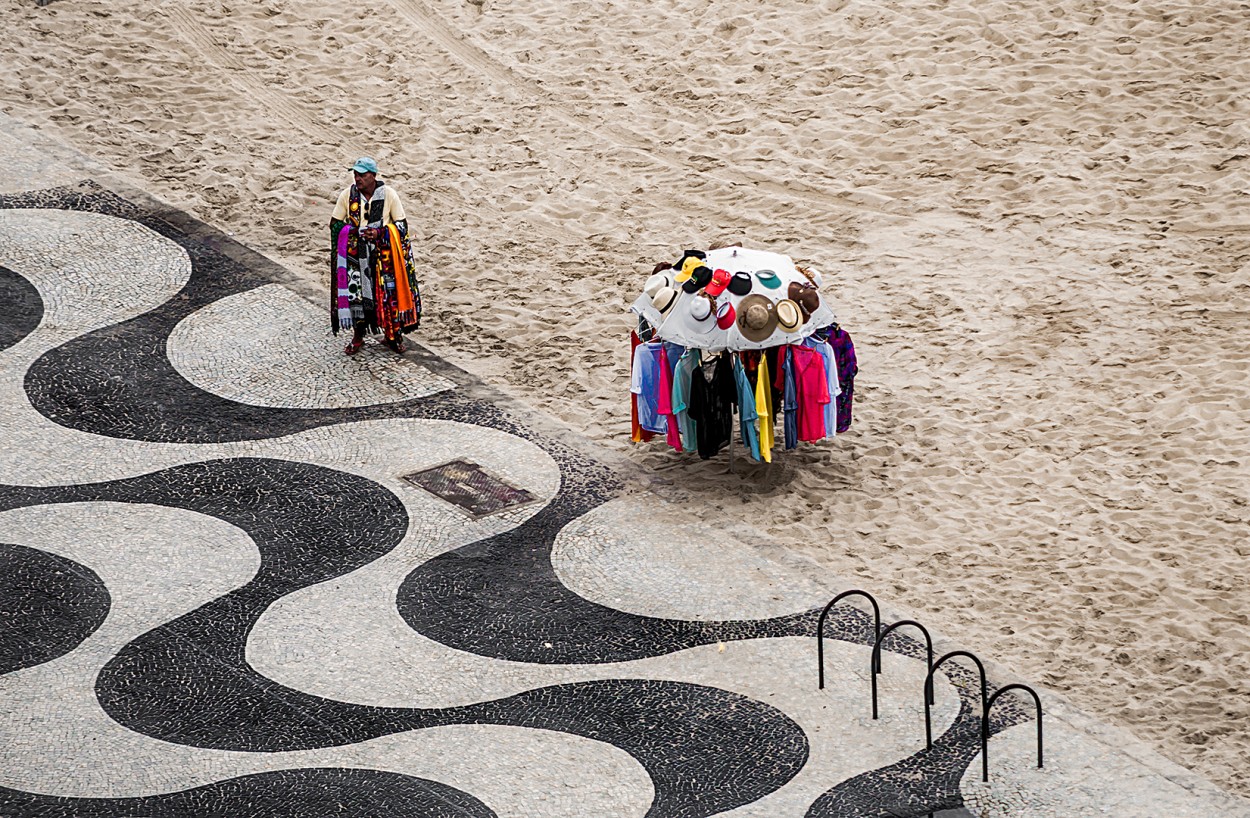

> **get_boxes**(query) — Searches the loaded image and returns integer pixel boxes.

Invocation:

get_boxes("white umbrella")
[630,247,836,351]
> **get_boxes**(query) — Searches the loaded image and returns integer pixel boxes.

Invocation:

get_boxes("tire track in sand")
[385,0,898,220]
[158,4,582,244]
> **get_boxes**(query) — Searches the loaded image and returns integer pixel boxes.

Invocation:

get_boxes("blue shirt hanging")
[733,356,761,461]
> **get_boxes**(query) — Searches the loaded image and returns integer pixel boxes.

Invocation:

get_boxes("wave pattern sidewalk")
[0,116,1246,818]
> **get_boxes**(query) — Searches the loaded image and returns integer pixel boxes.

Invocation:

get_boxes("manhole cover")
[401,460,538,518]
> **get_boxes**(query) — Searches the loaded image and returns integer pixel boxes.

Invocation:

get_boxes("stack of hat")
[633,246,835,350]
[644,268,679,314]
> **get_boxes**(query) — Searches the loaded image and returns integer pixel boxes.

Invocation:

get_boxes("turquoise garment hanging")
[672,348,700,453]
[733,356,761,461]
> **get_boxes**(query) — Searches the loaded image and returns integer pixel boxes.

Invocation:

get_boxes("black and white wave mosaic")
[0,265,41,352]
[0,184,1036,817]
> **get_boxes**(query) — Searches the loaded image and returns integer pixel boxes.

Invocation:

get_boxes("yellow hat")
[674,255,704,284]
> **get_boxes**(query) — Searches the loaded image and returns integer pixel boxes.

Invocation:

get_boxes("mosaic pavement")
[2,117,1248,817]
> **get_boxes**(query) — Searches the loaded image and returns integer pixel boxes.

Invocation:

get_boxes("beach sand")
[2,0,1248,798]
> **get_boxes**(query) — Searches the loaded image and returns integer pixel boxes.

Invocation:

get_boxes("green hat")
[755,269,782,289]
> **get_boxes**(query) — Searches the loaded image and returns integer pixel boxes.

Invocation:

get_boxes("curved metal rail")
[923,650,988,749]
[870,619,934,719]
[981,683,1043,781]
[816,589,881,690]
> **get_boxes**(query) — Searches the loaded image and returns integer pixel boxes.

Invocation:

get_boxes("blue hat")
[351,157,379,174]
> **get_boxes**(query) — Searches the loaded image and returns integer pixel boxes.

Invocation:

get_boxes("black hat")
[727,271,753,296]
[673,249,707,269]
[681,264,714,294]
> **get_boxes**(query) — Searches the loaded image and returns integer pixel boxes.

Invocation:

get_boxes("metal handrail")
[870,619,934,719]
[981,684,1043,781]
[923,650,987,748]
[816,589,881,690]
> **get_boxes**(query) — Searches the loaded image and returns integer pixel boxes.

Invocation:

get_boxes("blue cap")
[351,157,379,174]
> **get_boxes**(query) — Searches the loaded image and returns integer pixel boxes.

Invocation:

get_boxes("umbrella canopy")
[630,247,836,351]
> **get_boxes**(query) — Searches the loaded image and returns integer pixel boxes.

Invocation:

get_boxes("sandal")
[344,338,364,356]
[386,337,406,354]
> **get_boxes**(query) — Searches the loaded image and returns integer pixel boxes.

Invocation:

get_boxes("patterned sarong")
[373,225,420,338]
[334,225,354,330]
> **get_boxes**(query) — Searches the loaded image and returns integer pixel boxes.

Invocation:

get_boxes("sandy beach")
[2,0,1248,799]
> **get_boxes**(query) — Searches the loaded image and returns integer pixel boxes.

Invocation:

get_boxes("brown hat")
[736,294,778,342]
[787,281,821,320]
[776,299,803,332]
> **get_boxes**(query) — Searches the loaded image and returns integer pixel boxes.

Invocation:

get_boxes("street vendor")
[329,157,422,355]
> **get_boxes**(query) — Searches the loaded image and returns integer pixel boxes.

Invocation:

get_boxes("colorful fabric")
[657,345,682,452]
[631,342,668,434]
[791,344,832,442]
[333,224,353,330]
[755,354,774,462]
[672,348,699,452]
[663,342,684,378]
[808,338,840,437]
[773,346,799,450]
[386,224,415,315]
[373,225,421,339]
[765,347,784,438]
[348,184,385,325]
[733,355,761,461]
[828,327,858,433]
[630,332,655,443]
[328,181,421,337]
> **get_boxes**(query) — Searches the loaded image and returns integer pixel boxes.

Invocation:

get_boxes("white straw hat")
[651,286,679,315]
[776,299,803,332]
[644,271,673,298]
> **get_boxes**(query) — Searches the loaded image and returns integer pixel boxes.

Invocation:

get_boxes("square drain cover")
[401,460,537,518]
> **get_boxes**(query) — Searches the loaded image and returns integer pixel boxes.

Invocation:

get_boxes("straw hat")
[644,271,673,298]
[736,294,777,342]
[796,263,824,288]
[776,299,803,332]
[651,286,679,315]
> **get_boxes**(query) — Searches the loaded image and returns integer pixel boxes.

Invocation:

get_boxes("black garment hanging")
[687,354,737,459]
[764,346,784,427]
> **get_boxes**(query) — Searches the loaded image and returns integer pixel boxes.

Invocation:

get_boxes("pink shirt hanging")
[790,344,831,442]
[656,345,683,452]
